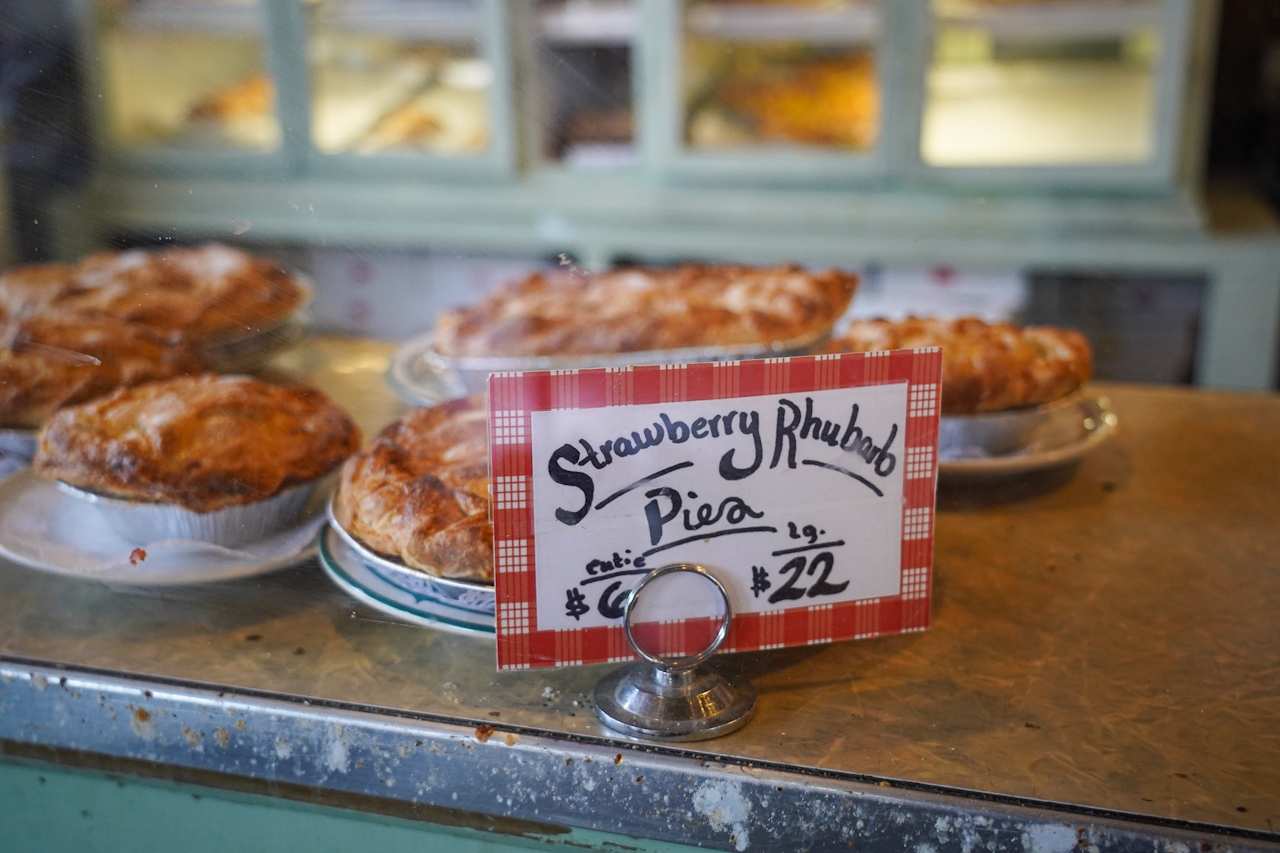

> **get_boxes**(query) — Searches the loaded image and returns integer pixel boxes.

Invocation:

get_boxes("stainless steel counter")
[1,338,1277,852]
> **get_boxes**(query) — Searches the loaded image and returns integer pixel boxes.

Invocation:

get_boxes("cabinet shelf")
[118,0,262,34]
[539,0,636,46]
[936,0,1161,41]
[315,0,480,41]
[685,2,881,45]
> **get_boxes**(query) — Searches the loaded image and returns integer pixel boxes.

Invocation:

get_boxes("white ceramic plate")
[938,395,1117,478]
[318,525,495,637]
[326,499,495,614]
[0,429,37,477]
[0,470,325,585]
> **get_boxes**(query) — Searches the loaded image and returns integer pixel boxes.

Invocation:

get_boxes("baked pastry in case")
[336,395,492,582]
[0,315,208,429]
[829,317,1093,413]
[34,375,361,512]
[63,244,306,341]
[0,244,307,343]
[434,264,857,357]
[0,263,81,315]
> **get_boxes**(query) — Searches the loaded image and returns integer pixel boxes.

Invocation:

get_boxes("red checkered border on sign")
[489,349,941,670]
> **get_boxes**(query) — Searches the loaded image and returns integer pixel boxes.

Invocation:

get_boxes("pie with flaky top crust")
[335,395,492,583]
[828,317,1093,414]
[0,315,209,429]
[0,244,307,343]
[433,264,857,358]
[34,375,361,512]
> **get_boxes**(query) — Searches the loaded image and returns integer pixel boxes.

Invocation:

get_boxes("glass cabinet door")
[536,0,637,169]
[922,0,1163,168]
[680,0,881,159]
[307,0,492,158]
[96,0,281,152]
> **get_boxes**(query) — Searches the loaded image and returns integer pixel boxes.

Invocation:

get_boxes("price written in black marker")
[531,384,910,630]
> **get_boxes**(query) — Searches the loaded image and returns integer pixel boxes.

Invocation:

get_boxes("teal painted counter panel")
[0,758,701,853]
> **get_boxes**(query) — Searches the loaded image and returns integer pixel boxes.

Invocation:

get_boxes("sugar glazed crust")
[0,315,209,429]
[0,244,306,343]
[832,317,1093,413]
[57,244,307,341]
[433,264,858,357]
[336,395,492,583]
[34,375,361,512]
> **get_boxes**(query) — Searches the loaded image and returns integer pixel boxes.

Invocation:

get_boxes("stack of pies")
[433,264,858,358]
[827,317,1093,413]
[335,395,492,583]
[0,244,308,429]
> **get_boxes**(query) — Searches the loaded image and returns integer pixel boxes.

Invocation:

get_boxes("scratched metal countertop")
[1,337,1277,850]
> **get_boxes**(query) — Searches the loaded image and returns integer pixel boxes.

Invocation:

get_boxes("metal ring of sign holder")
[594,563,757,742]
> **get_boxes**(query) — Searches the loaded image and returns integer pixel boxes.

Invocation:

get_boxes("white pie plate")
[938,395,1117,478]
[317,525,495,637]
[0,469,326,585]
[0,429,37,477]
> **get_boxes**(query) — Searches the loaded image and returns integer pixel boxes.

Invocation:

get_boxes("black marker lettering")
[720,410,762,480]
[820,420,841,447]
[839,404,862,450]
[691,417,709,439]
[661,413,690,443]
[800,397,824,440]
[577,439,607,470]
[643,487,682,546]
[631,423,664,450]
[874,424,897,476]
[549,444,594,526]
[771,399,801,469]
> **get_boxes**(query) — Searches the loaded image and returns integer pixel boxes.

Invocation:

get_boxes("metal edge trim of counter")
[1,658,1277,853]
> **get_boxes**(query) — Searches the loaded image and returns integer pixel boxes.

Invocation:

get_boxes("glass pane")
[682,0,880,154]
[98,0,281,151]
[308,0,491,157]
[537,0,637,168]
[922,0,1161,167]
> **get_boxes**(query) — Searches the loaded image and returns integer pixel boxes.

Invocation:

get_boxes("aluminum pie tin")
[326,495,495,616]
[0,428,38,471]
[387,328,832,405]
[938,389,1090,460]
[56,475,329,549]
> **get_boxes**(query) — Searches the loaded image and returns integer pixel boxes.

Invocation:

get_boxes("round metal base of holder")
[594,662,756,742]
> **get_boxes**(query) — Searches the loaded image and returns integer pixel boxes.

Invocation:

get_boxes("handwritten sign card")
[489,350,941,670]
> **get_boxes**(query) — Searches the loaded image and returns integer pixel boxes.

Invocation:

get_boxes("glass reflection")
[682,0,880,153]
[923,0,1161,167]
[307,0,491,157]
[97,0,281,151]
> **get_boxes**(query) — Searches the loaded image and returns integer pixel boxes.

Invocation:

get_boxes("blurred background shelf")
[539,0,635,46]
[935,0,1162,42]
[116,0,263,34]
[314,0,481,40]
[684,1,881,45]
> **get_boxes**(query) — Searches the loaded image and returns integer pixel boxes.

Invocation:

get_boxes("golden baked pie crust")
[34,375,361,512]
[0,315,208,429]
[830,317,1093,414]
[336,395,493,583]
[433,264,857,358]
